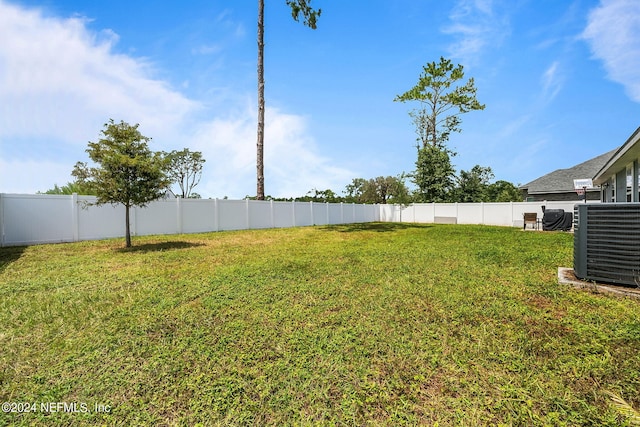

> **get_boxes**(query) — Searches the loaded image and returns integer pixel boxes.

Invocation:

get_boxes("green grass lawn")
[1,223,639,426]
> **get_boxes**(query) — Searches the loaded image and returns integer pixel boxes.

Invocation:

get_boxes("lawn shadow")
[0,245,26,273]
[321,222,433,233]
[116,241,206,253]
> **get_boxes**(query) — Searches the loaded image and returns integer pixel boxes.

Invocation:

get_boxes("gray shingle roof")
[520,149,617,194]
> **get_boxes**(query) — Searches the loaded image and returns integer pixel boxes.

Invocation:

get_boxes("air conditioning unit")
[574,203,640,286]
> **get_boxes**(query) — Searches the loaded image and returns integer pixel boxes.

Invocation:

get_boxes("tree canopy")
[454,165,494,203]
[411,145,456,203]
[163,148,205,199]
[39,181,96,196]
[394,56,485,152]
[345,176,410,204]
[72,119,169,247]
[286,0,322,28]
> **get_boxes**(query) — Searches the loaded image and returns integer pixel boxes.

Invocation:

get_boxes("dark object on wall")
[542,209,573,231]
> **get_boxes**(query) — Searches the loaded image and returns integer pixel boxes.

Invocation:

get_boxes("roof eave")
[593,126,640,185]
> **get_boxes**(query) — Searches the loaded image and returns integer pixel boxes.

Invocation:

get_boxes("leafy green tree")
[412,145,456,202]
[344,178,368,203]
[39,181,96,195]
[370,176,411,204]
[256,0,321,200]
[72,119,169,248]
[299,188,341,203]
[344,176,410,204]
[486,180,522,202]
[395,57,484,201]
[454,165,494,202]
[162,148,205,199]
[394,56,485,152]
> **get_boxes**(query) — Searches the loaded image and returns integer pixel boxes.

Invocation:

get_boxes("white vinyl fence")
[380,200,595,227]
[0,194,379,247]
[0,194,594,247]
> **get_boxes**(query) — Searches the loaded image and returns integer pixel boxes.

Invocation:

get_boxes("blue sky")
[1,0,640,198]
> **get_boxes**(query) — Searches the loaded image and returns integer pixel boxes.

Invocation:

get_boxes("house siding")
[522,190,600,202]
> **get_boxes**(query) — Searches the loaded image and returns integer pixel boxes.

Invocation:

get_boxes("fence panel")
[247,200,272,229]
[481,203,514,226]
[339,204,351,223]
[433,203,457,220]
[311,202,329,225]
[351,205,367,222]
[135,199,179,236]
[77,197,125,240]
[412,204,435,223]
[328,203,344,224]
[390,205,404,222]
[272,202,294,228]
[364,204,379,222]
[457,203,484,224]
[181,199,216,233]
[293,202,313,227]
[2,194,74,245]
[216,199,247,231]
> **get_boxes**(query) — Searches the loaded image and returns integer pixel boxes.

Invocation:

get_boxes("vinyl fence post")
[326,202,330,224]
[246,198,250,229]
[455,202,459,224]
[340,202,344,224]
[0,193,5,247]
[292,200,296,227]
[176,196,183,234]
[214,198,219,232]
[270,200,275,228]
[510,201,514,227]
[432,202,436,224]
[71,193,79,242]
[310,201,314,225]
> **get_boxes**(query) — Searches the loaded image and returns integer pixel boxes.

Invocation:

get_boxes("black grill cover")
[543,209,573,231]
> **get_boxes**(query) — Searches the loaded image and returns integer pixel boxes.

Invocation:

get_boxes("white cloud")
[540,61,564,103]
[582,0,640,102]
[0,1,198,144]
[443,0,510,65]
[189,105,354,199]
[0,0,353,198]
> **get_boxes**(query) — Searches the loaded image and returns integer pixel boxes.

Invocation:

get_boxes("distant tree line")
[246,170,521,204]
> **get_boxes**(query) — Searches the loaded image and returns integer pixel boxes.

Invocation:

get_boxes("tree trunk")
[256,0,265,200]
[125,204,132,248]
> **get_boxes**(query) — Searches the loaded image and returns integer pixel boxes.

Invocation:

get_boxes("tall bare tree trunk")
[256,0,265,200]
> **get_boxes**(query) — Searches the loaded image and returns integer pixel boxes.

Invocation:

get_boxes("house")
[593,126,640,202]
[520,148,617,202]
